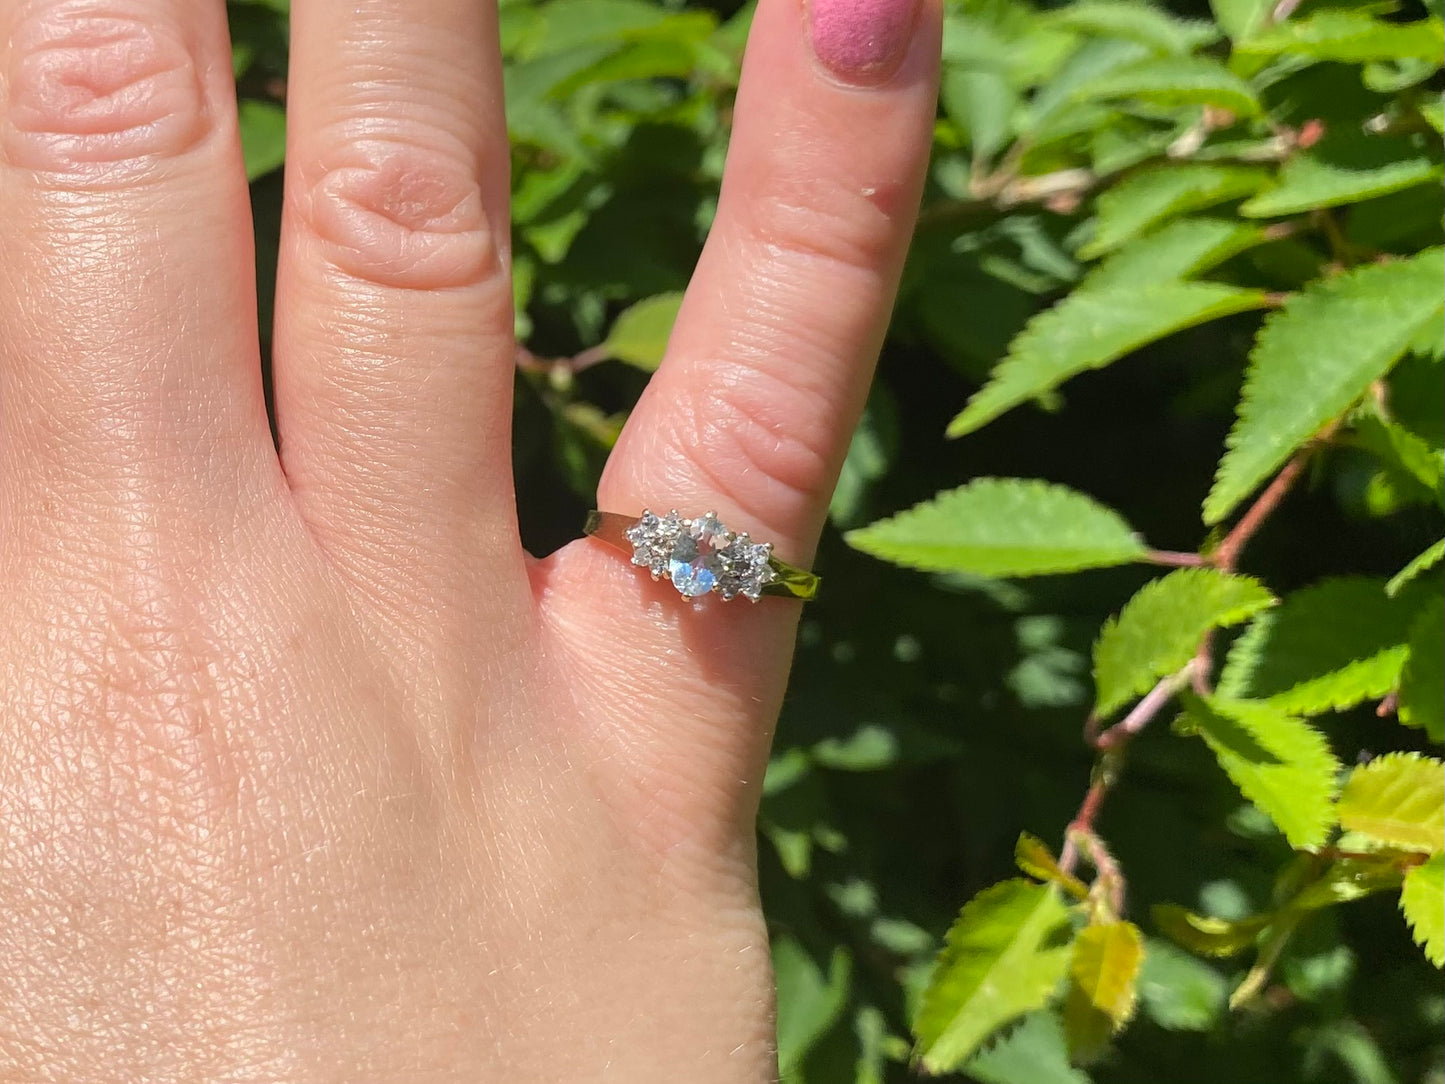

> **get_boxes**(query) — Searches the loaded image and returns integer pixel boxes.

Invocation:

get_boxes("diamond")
[621,510,779,602]
[668,512,729,597]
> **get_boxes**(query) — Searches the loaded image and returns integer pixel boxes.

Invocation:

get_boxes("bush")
[232,0,1444,1078]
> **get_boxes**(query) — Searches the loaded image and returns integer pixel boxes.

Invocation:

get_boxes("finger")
[0,0,275,521]
[272,0,518,599]
[537,0,939,838]
[598,0,939,564]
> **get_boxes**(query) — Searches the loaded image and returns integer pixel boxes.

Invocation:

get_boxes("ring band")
[585,510,820,602]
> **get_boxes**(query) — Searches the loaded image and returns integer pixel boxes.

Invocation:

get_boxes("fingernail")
[808,0,920,85]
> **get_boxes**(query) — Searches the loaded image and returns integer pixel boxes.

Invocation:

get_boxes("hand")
[0,0,938,1078]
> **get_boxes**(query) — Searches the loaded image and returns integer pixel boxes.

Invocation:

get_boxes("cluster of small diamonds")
[624,510,777,601]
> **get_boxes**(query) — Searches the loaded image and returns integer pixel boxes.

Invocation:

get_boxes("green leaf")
[774,936,853,1077]
[1064,921,1147,1062]
[1176,693,1341,849]
[1015,833,1089,900]
[1151,903,1269,958]
[1081,218,1268,291]
[1073,56,1262,117]
[1137,938,1228,1031]
[1350,411,1445,500]
[1401,854,1444,967]
[847,479,1148,578]
[602,292,684,371]
[1241,154,1444,218]
[1400,596,1445,742]
[1388,539,1445,598]
[947,283,1267,436]
[1284,856,1405,912]
[1047,1,1220,55]
[1205,249,1445,524]
[238,99,287,181]
[1210,0,1272,41]
[1338,753,1444,854]
[1235,12,1445,62]
[1081,164,1271,259]
[913,880,1074,1073]
[1093,569,1274,718]
[941,67,1018,163]
[964,1013,1090,1084]
[1218,577,1420,714]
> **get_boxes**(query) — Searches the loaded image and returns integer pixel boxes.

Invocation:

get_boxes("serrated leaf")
[1401,854,1444,967]
[1388,539,1445,597]
[1137,938,1228,1031]
[1081,165,1271,259]
[847,479,1149,577]
[1082,218,1268,291]
[1241,154,1443,218]
[1236,11,1445,62]
[1218,577,1421,714]
[1338,753,1444,853]
[1070,922,1143,1029]
[965,1013,1090,1084]
[1177,693,1341,849]
[1151,903,1269,957]
[1400,596,1445,742]
[1073,56,1262,117]
[1048,1,1219,54]
[1093,569,1274,718]
[1015,833,1089,900]
[913,880,1074,1073]
[603,292,684,370]
[1206,249,1445,524]
[948,283,1268,436]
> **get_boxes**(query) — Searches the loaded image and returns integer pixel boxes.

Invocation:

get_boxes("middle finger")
[273,0,519,605]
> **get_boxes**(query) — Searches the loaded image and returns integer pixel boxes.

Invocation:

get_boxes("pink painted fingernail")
[808,0,921,85]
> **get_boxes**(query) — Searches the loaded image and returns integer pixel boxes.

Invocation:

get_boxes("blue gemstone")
[668,516,726,597]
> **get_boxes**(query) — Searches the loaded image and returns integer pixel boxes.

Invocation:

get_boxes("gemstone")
[669,513,728,597]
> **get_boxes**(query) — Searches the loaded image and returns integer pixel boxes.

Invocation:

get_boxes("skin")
[0,0,940,1079]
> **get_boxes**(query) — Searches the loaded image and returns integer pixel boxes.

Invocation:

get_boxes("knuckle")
[2,2,210,174]
[297,135,501,291]
[672,363,837,532]
[740,171,902,276]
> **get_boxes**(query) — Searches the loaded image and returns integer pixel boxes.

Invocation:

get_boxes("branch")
[1213,442,1318,571]
[1146,549,1208,568]
[1065,664,1197,877]
[1095,664,1197,752]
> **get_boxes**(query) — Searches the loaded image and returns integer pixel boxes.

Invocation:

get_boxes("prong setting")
[624,509,777,602]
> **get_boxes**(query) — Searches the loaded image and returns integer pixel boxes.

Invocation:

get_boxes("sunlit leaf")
[1206,249,1445,524]
[1337,753,1444,854]
[1177,693,1340,849]
[1081,164,1271,259]
[1218,577,1422,714]
[603,292,684,370]
[913,880,1074,1073]
[1401,854,1444,967]
[1093,569,1274,718]
[847,479,1148,577]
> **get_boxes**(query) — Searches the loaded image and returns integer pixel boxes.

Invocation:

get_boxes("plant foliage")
[230,0,1445,1076]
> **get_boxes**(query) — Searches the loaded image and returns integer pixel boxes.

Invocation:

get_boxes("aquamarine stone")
[669,515,726,598]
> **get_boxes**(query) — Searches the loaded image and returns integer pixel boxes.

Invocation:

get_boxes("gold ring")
[584,510,820,602]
